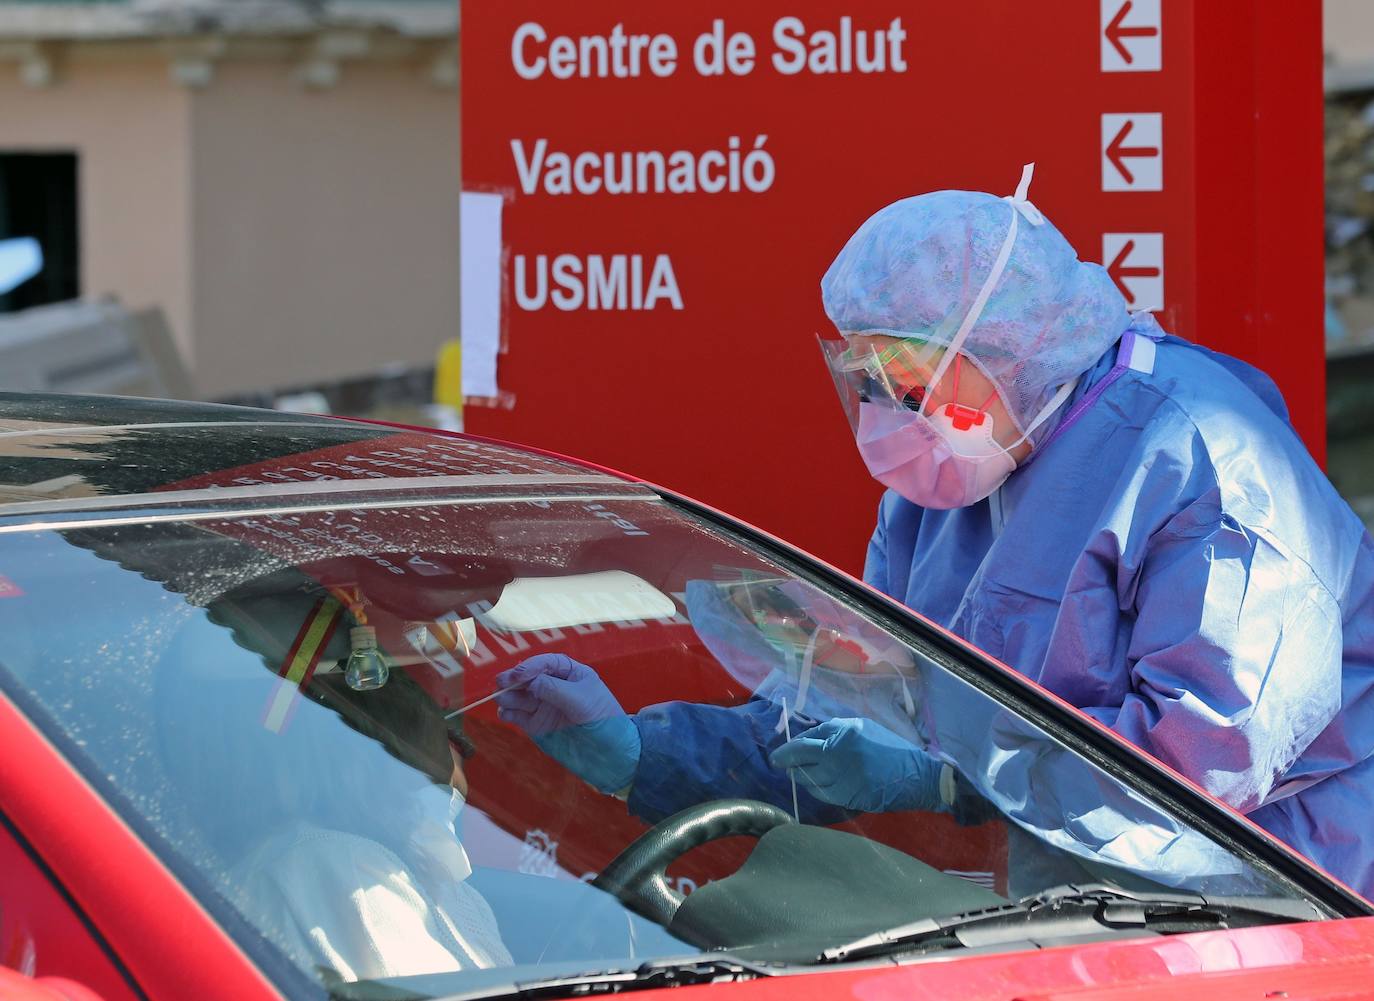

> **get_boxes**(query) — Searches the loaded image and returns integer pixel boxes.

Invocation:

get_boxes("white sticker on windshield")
[484,571,676,631]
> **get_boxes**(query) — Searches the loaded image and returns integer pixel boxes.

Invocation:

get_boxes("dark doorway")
[0,153,80,313]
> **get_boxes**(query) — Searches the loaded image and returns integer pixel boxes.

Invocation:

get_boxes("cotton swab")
[781,696,800,823]
[445,683,522,719]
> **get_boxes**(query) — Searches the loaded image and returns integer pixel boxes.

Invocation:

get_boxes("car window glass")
[0,489,1296,995]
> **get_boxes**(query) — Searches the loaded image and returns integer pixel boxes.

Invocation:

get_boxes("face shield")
[818,334,1029,462]
[723,575,912,674]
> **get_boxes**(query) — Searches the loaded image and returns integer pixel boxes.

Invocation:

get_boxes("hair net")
[820,168,1131,438]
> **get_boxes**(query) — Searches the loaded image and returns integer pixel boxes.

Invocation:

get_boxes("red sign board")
[461,1,1323,575]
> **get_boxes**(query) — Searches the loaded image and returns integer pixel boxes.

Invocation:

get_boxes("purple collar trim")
[1024,328,1137,464]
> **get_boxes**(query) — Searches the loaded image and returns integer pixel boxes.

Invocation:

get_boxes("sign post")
[461,1,1323,574]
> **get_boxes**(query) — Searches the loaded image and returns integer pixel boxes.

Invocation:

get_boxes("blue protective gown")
[864,320,1374,897]
[627,318,1374,898]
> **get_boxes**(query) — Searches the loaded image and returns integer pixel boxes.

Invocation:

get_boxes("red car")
[0,393,1371,1001]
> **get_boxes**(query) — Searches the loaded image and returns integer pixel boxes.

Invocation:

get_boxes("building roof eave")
[0,0,458,42]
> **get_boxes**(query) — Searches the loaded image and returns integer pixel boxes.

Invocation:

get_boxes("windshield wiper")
[818,882,1323,963]
[437,954,777,1001]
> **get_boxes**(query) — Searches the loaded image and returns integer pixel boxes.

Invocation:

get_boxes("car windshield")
[0,432,1308,998]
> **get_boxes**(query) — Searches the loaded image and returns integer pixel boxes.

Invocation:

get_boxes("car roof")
[0,392,632,516]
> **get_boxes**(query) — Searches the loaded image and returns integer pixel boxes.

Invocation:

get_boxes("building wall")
[0,58,193,361]
[1327,0,1374,84]
[188,58,459,396]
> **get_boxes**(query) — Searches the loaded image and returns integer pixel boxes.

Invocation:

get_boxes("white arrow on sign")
[1103,233,1164,311]
[1101,113,1163,191]
[1101,0,1161,73]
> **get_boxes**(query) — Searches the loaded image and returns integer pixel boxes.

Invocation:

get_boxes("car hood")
[639,916,1374,1001]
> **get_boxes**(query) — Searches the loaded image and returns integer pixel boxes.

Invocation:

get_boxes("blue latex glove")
[495,654,640,795]
[768,716,946,813]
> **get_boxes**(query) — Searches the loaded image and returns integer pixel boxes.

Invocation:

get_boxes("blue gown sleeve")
[626,699,854,826]
[1082,496,1344,813]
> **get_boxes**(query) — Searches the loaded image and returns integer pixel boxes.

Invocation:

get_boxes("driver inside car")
[157,590,512,982]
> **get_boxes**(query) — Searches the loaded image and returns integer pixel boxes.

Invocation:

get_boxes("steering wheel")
[591,799,794,925]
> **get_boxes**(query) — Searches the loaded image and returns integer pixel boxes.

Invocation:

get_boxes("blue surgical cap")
[821,182,1131,436]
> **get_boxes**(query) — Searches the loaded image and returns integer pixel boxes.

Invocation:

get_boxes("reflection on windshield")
[0,484,1293,994]
[499,573,1269,899]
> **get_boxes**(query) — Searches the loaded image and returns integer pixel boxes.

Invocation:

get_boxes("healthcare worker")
[499,166,1374,898]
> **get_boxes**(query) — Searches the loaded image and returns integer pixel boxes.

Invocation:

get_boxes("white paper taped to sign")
[484,571,677,631]
[460,191,504,399]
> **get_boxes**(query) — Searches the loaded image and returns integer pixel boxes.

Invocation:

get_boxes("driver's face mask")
[449,785,466,828]
[410,782,473,883]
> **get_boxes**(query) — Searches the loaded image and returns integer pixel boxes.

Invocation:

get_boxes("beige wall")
[189,59,459,396]
[0,58,193,361]
[0,48,457,397]
[1327,0,1374,83]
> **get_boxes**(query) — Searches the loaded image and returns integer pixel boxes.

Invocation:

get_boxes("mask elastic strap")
[774,626,818,731]
[919,172,1026,417]
[794,627,816,718]
[1002,376,1079,452]
[888,665,916,719]
[946,355,1002,418]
